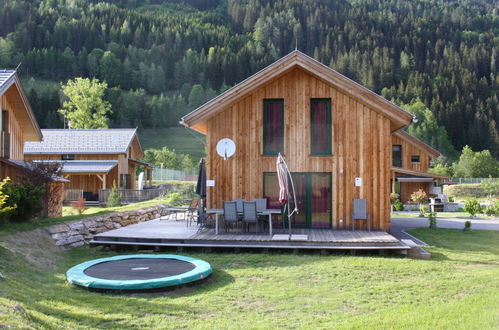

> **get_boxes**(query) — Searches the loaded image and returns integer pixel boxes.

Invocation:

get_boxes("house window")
[2,111,8,132]
[61,154,75,160]
[1,111,10,159]
[392,145,402,167]
[411,155,420,164]
[263,99,284,155]
[120,174,131,189]
[310,98,332,155]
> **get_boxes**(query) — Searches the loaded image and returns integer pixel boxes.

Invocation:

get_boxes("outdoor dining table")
[206,208,282,236]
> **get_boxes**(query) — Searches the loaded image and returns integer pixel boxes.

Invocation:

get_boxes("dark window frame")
[263,99,284,156]
[411,155,421,164]
[310,98,332,156]
[392,145,402,167]
[61,154,75,161]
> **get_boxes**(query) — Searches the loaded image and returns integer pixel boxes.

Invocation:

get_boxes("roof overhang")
[126,129,144,158]
[391,167,450,180]
[397,177,434,183]
[2,159,69,182]
[0,73,42,141]
[32,160,119,174]
[393,130,441,158]
[129,158,155,168]
[181,50,414,134]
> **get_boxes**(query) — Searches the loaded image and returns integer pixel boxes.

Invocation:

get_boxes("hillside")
[0,0,497,157]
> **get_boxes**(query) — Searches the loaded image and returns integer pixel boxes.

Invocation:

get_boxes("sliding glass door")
[263,172,332,229]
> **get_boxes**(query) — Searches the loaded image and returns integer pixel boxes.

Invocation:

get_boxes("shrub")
[0,178,17,226]
[464,220,472,231]
[463,198,482,217]
[484,199,499,216]
[411,189,428,216]
[2,180,44,222]
[393,200,404,211]
[107,182,121,207]
[411,189,427,204]
[419,204,429,217]
[444,184,489,199]
[480,178,499,197]
[390,192,400,204]
[165,192,184,206]
[428,212,437,229]
[71,197,88,215]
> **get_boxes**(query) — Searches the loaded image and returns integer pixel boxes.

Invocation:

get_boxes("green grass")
[0,198,171,236]
[392,211,498,219]
[0,229,498,328]
[138,127,205,161]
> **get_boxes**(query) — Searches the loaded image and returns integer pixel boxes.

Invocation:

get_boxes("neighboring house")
[391,130,449,202]
[24,129,153,202]
[0,69,43,178]
[0,69,65,217]
[181,50,420,231]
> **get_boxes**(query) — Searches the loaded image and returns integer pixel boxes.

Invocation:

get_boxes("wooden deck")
[90,219,410,251]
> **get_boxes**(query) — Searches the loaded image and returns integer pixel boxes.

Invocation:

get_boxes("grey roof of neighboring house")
[7,160,70,182]
[0,69,16,95]
[24,129,138,154]
[32,160,119,173]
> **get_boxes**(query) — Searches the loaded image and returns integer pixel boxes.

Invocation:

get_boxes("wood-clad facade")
[182,51,416,231]
[0,71,42,180]
[391,131,447,202]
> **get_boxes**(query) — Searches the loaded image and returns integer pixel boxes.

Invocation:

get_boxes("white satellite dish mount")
[216,138,236,160]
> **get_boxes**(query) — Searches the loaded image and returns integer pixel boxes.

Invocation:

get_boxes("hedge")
[443,184,489,198]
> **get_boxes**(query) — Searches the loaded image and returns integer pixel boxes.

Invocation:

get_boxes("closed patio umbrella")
[276,153,298,239]
[196,159,207,222]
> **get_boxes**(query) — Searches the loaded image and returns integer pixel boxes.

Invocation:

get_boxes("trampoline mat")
[83,258,196,281]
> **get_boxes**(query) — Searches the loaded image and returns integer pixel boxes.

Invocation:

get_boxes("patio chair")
[223,201,240,232]
[185,198,200,227]
[352,198,371,231]
[234,199,244,214]
[254,198,268,230]
[243,201,259,233]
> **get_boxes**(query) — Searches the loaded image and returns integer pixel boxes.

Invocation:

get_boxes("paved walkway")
[391,216,499,245]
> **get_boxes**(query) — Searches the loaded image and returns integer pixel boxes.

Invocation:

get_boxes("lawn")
[0,228,498,329]
[0,198,171,236]
[138,127,205,161]
[392,211,498,219]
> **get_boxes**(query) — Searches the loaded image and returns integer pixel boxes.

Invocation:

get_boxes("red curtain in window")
[264,101,283,153]
[312,101,329,153]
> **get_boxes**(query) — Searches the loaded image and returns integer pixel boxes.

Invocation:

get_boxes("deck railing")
[63,188,83,202]
[98,187,168,205]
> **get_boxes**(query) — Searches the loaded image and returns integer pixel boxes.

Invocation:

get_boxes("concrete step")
[401,239,431,259]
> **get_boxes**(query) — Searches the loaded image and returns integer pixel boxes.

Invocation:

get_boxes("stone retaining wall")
[45,204,169,249]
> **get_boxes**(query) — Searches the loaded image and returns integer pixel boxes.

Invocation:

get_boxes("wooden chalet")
[391,130,449,202]
[181,50,421,231]
[24,129,154,202]
[0,69,43,178]
[0,69,66,217]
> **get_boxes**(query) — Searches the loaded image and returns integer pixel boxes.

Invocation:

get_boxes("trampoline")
[66,254,212,290]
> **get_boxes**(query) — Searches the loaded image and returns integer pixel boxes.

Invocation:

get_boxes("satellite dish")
[216,138,236,160]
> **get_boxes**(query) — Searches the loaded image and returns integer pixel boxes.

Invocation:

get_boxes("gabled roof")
[0,69,42,141]
[394,130,441,158]
[24,129,143,156]
[0,70,16,95]
[181,50,414,134]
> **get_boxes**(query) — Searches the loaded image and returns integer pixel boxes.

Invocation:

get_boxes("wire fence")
[448,178,498,184]
[152,168,198,182]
